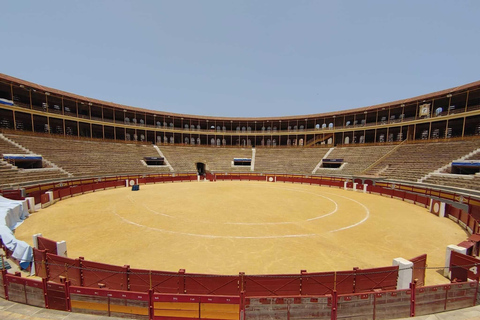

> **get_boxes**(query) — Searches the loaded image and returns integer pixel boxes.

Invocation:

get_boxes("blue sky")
[1,1,479,117]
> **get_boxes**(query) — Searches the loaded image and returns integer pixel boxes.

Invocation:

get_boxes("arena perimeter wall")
[2,173,480,319]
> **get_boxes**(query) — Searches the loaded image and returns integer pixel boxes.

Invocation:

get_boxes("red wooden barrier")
[58,188,71,199]
[415,195,429,207]
[81,184,93,193]
[301,271,354,295]
[46,282,70,311]
[129,269,183,293]
[70,185,82,196]
[33,249,48,278]
[40,193,50,205]
[81,260,128,291]
[37,236,57,254]
[243,274,302,296]
[46,253,82,286]
[184,274,240,295]
[410,254,427,287]
[354,266,399,292]
[5,274,45,307]
[450,251,480,281]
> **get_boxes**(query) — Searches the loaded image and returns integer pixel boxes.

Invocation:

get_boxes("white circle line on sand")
[327,193,371,233]
[112,206,317,239]
[114,183,370,238]
[128,183,340,226]
[227,186,339,225]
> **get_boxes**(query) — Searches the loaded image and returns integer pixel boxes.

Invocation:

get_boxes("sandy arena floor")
[15,181,468,285]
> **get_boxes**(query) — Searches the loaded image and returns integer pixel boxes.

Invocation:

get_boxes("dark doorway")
[196,162,206,175]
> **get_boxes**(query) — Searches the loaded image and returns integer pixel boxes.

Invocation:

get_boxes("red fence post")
[65,280,71,311]
[352,267,359,293]
[79,257,85,287]
[410,281,416,317]
[474,279,479,306]
[149,289,154,320]
[42,277,48,308]
[125,265,130,291]
[239,272,245,294]
[1,269,8,300]
[331,290,337,320]
[240,290,246,320]
[178,269,185,293]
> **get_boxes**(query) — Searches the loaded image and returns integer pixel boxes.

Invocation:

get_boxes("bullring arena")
[1,73,480,319]
[14,181,467,284]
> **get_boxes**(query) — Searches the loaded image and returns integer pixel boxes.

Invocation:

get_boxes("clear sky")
[1,1,479,117]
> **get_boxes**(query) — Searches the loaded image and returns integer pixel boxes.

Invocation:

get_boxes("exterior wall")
[1,74,480,146]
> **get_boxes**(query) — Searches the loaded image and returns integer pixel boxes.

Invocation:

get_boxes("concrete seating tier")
[315,145,396,175]
[159,145,253,173]
[0,159,69,188]
[365,140,480,182]
[5,134,171,177]
[254,148,329,174]
[0,137,27,156]
[423,175,480,191]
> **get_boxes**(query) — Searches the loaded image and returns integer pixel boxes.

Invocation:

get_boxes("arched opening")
[196,162,206,176]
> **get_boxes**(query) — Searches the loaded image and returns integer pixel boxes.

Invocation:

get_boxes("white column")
[444,245,468,278]
[32,233,43,249]
[392,258,413,290]
[56,240,67,257]
[25,197,35,212]
[46,191,54,203]
[363,184,368,193]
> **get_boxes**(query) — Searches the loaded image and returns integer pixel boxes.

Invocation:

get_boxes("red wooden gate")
[410,254,427,286]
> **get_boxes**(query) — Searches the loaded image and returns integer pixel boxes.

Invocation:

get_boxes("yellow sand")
[15,181,467,285]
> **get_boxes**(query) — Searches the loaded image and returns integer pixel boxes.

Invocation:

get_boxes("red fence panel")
[393,189,405,199]
[184,274,240,295]
[415,195,429,207]
[46,254,82,286]
[81,260,128,291]
[129,269,181,293]
[301,272,336,295]
[46,282,69,311]
[70,186,82,196]
[6,275,45,307]
[70,286,150,319]
[40,193,50,205]
[404,192,417,202]
[468,217,478,234]
[58,188,71,199]
[37,236,57,254]
[301,271,355,295]
[33,248,48,278]
[410,254,427,287]
[152,293,240,320]
[243,275,301,296]
[369,185,384,194]
[0,189,24,200]
[447,205,461,220]
[81,184,93,193]
[460,210,470,225]
[355,266,398,292]
[92,182,106,191]
[450,251,480,281]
